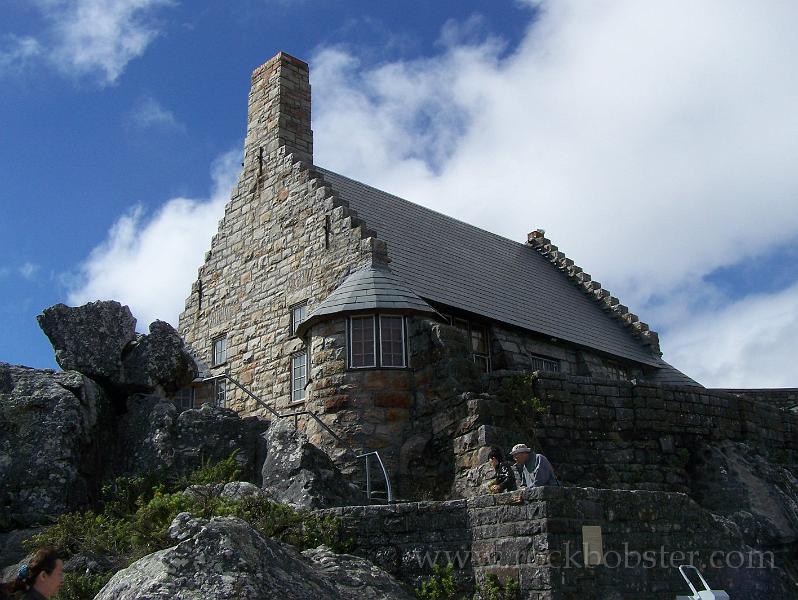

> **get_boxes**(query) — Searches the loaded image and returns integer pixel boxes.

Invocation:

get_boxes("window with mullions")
[350,316,376,368]
[212,335,227,366]
[214,379,227,407]
[379,315,406,367]
[291,302,307,335]
[470,324,490,373]
[173,387,194,411]
[291,352,307,402]
[530,354,560,373]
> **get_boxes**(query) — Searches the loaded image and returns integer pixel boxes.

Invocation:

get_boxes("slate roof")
[296,266,438,337]
[317,167,666,368]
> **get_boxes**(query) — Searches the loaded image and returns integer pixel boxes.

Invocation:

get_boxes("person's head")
[487,446,503,468]
[5,547,63,599]
[510,443,532,465]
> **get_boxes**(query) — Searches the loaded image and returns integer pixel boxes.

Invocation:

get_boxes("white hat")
[510,443,532,456]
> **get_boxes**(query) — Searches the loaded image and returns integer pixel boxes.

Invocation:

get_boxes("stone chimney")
[246,52,313,165]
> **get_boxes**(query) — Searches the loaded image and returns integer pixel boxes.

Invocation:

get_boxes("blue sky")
[1,1,797,386]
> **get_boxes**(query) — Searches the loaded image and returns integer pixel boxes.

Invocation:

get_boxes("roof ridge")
[526,229,661,355]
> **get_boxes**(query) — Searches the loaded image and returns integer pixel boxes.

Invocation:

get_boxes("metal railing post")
[365,454,371,504]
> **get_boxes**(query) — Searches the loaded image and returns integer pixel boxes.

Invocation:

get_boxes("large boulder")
[37,301,136,383]
[37,302,197,394]
[118,396,269,483]
[0,363,109,529]
[302,545,414,599]
[121,320,198,394]
[261,421,364,509]
[94,514,412,600]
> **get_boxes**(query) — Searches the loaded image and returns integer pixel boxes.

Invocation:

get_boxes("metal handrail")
[201,373,394,503]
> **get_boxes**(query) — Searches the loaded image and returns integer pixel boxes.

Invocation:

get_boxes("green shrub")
[498,373,548,433]
[54,572,113,600]
[473,573,520,600]
[25,451,346,600]
[101,473,163,518]
[179,450,242,488]
[416,563,458,600]
[24,511,133,558]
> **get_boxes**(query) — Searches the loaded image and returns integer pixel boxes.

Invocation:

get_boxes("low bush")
[24,451,345,600]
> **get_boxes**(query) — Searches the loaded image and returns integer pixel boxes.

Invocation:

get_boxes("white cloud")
[126,95,184,132]
[19,263,40,280]
[67,150,240,328]
[309,1,798,385]
[0,35,42,74]
[665,283,798,388]
[4,0,171,84]
[69,2,798,385]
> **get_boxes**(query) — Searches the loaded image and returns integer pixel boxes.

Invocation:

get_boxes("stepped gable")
[315,167,663,368]
[526,228,661,354]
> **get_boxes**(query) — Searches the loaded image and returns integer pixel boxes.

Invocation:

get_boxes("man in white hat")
[510,443,558,488]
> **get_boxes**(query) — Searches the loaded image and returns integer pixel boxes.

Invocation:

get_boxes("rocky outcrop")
[690,441,798,548]
[37,302,197,395]
[121,320,198,394]
[117,395,269,484]
[261,420,364,509]
[37,301,137,383]
[0,363,109,529]
[95,514,412,600]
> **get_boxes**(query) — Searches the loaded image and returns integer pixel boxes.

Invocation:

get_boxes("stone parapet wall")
[503,373,798,493]
[712,388,798,412]
[319,487,794,599]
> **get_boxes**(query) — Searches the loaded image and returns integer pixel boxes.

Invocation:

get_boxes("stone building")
[177,51,700,493]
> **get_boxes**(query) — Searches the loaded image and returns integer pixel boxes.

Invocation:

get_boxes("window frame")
[378,314,407,369]
[173,387,194,411]
[530,354,560,373]
[348,315,377,369]
[290,301,308,336]
[214,378,227,408]
[211,334,227,366]
[290,351,307,404]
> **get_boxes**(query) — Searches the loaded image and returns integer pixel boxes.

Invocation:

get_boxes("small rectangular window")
[173,387,194,411]
[212,335,227,366]
[350,316,376,368]
[291,352,307,402]
[291,302,307,335]
[214,379,227,408]
[379,315,405,367]
[530,354,560,373]
[471,325,488,355]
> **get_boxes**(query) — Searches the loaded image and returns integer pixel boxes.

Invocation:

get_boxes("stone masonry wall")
[319,487,795,599]
[490,324,646,382]
[178,53,390,414]
[712,388,798,412]
[518,373,798,493]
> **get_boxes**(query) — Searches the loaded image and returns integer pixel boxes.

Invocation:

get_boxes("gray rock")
[261,421,364,509]
[302,545,414,599]
[118,396,269,483]
[0,363,108,529]
[37,301,137,383]
[121,320,197,394]
[221,481,264,501]
[690,441,798,547]
[95,515,411,600]
[0,528,40,578]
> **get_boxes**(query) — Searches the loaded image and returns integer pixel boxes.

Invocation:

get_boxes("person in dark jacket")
[487,446,517,493]
[0,547,63,600]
